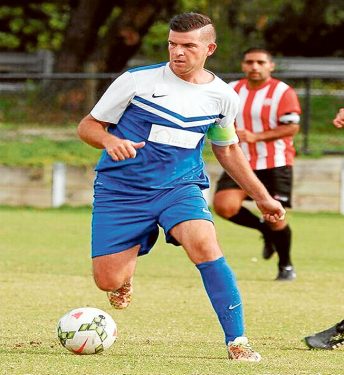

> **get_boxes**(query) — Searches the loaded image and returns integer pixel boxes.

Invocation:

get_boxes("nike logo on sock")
[228,303,241,310]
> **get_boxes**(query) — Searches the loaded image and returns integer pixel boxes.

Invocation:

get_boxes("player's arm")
[207,122,285,222]
[238,86,301,143]
[77,114,145,161]
[333,108,344,128]
[212,142,285,222]
[78,114,112,149]
[237,122,299,143]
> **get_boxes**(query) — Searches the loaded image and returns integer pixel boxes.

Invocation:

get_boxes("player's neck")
[247,77,271,89]
[187,70,214,84]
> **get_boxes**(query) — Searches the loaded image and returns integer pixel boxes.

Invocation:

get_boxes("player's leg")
[170,219,243,342]
[213,171,276,259]
[170,219,261,361]
[91,174,159,308]
[265,216,294,280]
[262,166,295,280]
[158,185,260,361]
[213,186,247,219]
[93,246,139,309]
[92,215,159,309]
[93,246,140,291]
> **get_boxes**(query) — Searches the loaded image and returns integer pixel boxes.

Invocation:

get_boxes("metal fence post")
[85,62,97,112]
[52,162,66,207]
[301,77,312,154]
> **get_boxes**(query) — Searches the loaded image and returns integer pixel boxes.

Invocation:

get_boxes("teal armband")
[207,123,237,145]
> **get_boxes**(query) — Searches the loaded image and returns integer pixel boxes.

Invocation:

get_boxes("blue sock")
[196,256,244,344]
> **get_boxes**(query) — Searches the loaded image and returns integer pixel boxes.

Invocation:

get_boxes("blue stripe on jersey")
[128,62,167,73]
[133,96,219,123]
[124,103,210,134]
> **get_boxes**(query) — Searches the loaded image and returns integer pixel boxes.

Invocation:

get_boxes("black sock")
[270,225,292,268]
[229,207,269,234]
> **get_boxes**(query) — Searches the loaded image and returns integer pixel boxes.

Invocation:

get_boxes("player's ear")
[270,61,275,72]
[207,42,217,56]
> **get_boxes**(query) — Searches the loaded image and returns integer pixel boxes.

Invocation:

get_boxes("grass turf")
[0,207,343,375]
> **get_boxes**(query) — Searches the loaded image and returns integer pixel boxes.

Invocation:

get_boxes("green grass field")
[0,207,343,375]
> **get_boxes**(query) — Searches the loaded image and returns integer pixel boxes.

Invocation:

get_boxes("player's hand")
[333,108,344,128]
[256,198,286,223]
[236,129,257,143]
[104,137,145,161]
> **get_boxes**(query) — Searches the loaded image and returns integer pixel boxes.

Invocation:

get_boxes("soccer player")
[77,13,286,362]
[213,48,301,281]
[304,108,344,350]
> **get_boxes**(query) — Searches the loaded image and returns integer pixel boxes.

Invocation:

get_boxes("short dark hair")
[243,48,273,61]
[169,12,214,33]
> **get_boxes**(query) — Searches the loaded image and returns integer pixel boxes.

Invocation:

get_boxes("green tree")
[0,2,69,52]
[263,0,344,56]
[0,0,343,73]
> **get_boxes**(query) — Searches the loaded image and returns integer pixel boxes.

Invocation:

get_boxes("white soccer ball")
[57,307,117,354]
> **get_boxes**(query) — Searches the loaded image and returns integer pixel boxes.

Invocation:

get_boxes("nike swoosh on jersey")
[152,93,168,98]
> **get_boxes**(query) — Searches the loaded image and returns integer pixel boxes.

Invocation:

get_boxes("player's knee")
[192,247,223,264]
[93,273,125,292]
[187,240,223,264]
[213,196,240,219]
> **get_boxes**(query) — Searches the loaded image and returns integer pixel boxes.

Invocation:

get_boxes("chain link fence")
[0,72,343,156]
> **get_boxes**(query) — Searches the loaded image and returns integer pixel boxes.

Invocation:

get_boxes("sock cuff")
[196,256,225,270]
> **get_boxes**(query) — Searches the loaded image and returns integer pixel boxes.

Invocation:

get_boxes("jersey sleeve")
[90,71,136,124]
[277,87,302,120]
[207,87,239,146]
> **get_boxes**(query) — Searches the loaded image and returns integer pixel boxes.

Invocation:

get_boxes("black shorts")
[215,166,293,208]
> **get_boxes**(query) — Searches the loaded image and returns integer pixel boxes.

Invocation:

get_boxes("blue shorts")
[91,174,213,258]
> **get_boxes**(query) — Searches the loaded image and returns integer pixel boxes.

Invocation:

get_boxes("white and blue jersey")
[91,62,239,191]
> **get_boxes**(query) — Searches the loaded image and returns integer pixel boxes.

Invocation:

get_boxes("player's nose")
[174,46,185,56]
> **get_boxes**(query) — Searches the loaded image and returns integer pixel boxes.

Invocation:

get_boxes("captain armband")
[207,123,239,146]
[279,112,300,124]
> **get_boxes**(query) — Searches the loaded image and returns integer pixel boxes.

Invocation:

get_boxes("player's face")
[168,28,216,82]
[241,52,275,86]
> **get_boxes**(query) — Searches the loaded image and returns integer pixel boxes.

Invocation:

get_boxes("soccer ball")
[57,307,117,354]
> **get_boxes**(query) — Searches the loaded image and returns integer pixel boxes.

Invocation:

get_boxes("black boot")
[304,320,344,349]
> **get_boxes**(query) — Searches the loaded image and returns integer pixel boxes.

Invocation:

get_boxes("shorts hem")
[92,241,144,258]
[165,217,214,246]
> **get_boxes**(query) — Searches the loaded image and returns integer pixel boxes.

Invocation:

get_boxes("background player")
[304,107,344,349]
[213,48,301,281]
[77,14,286,362]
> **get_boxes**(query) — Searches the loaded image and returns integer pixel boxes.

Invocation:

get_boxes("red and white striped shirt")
[229,78,301,170]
